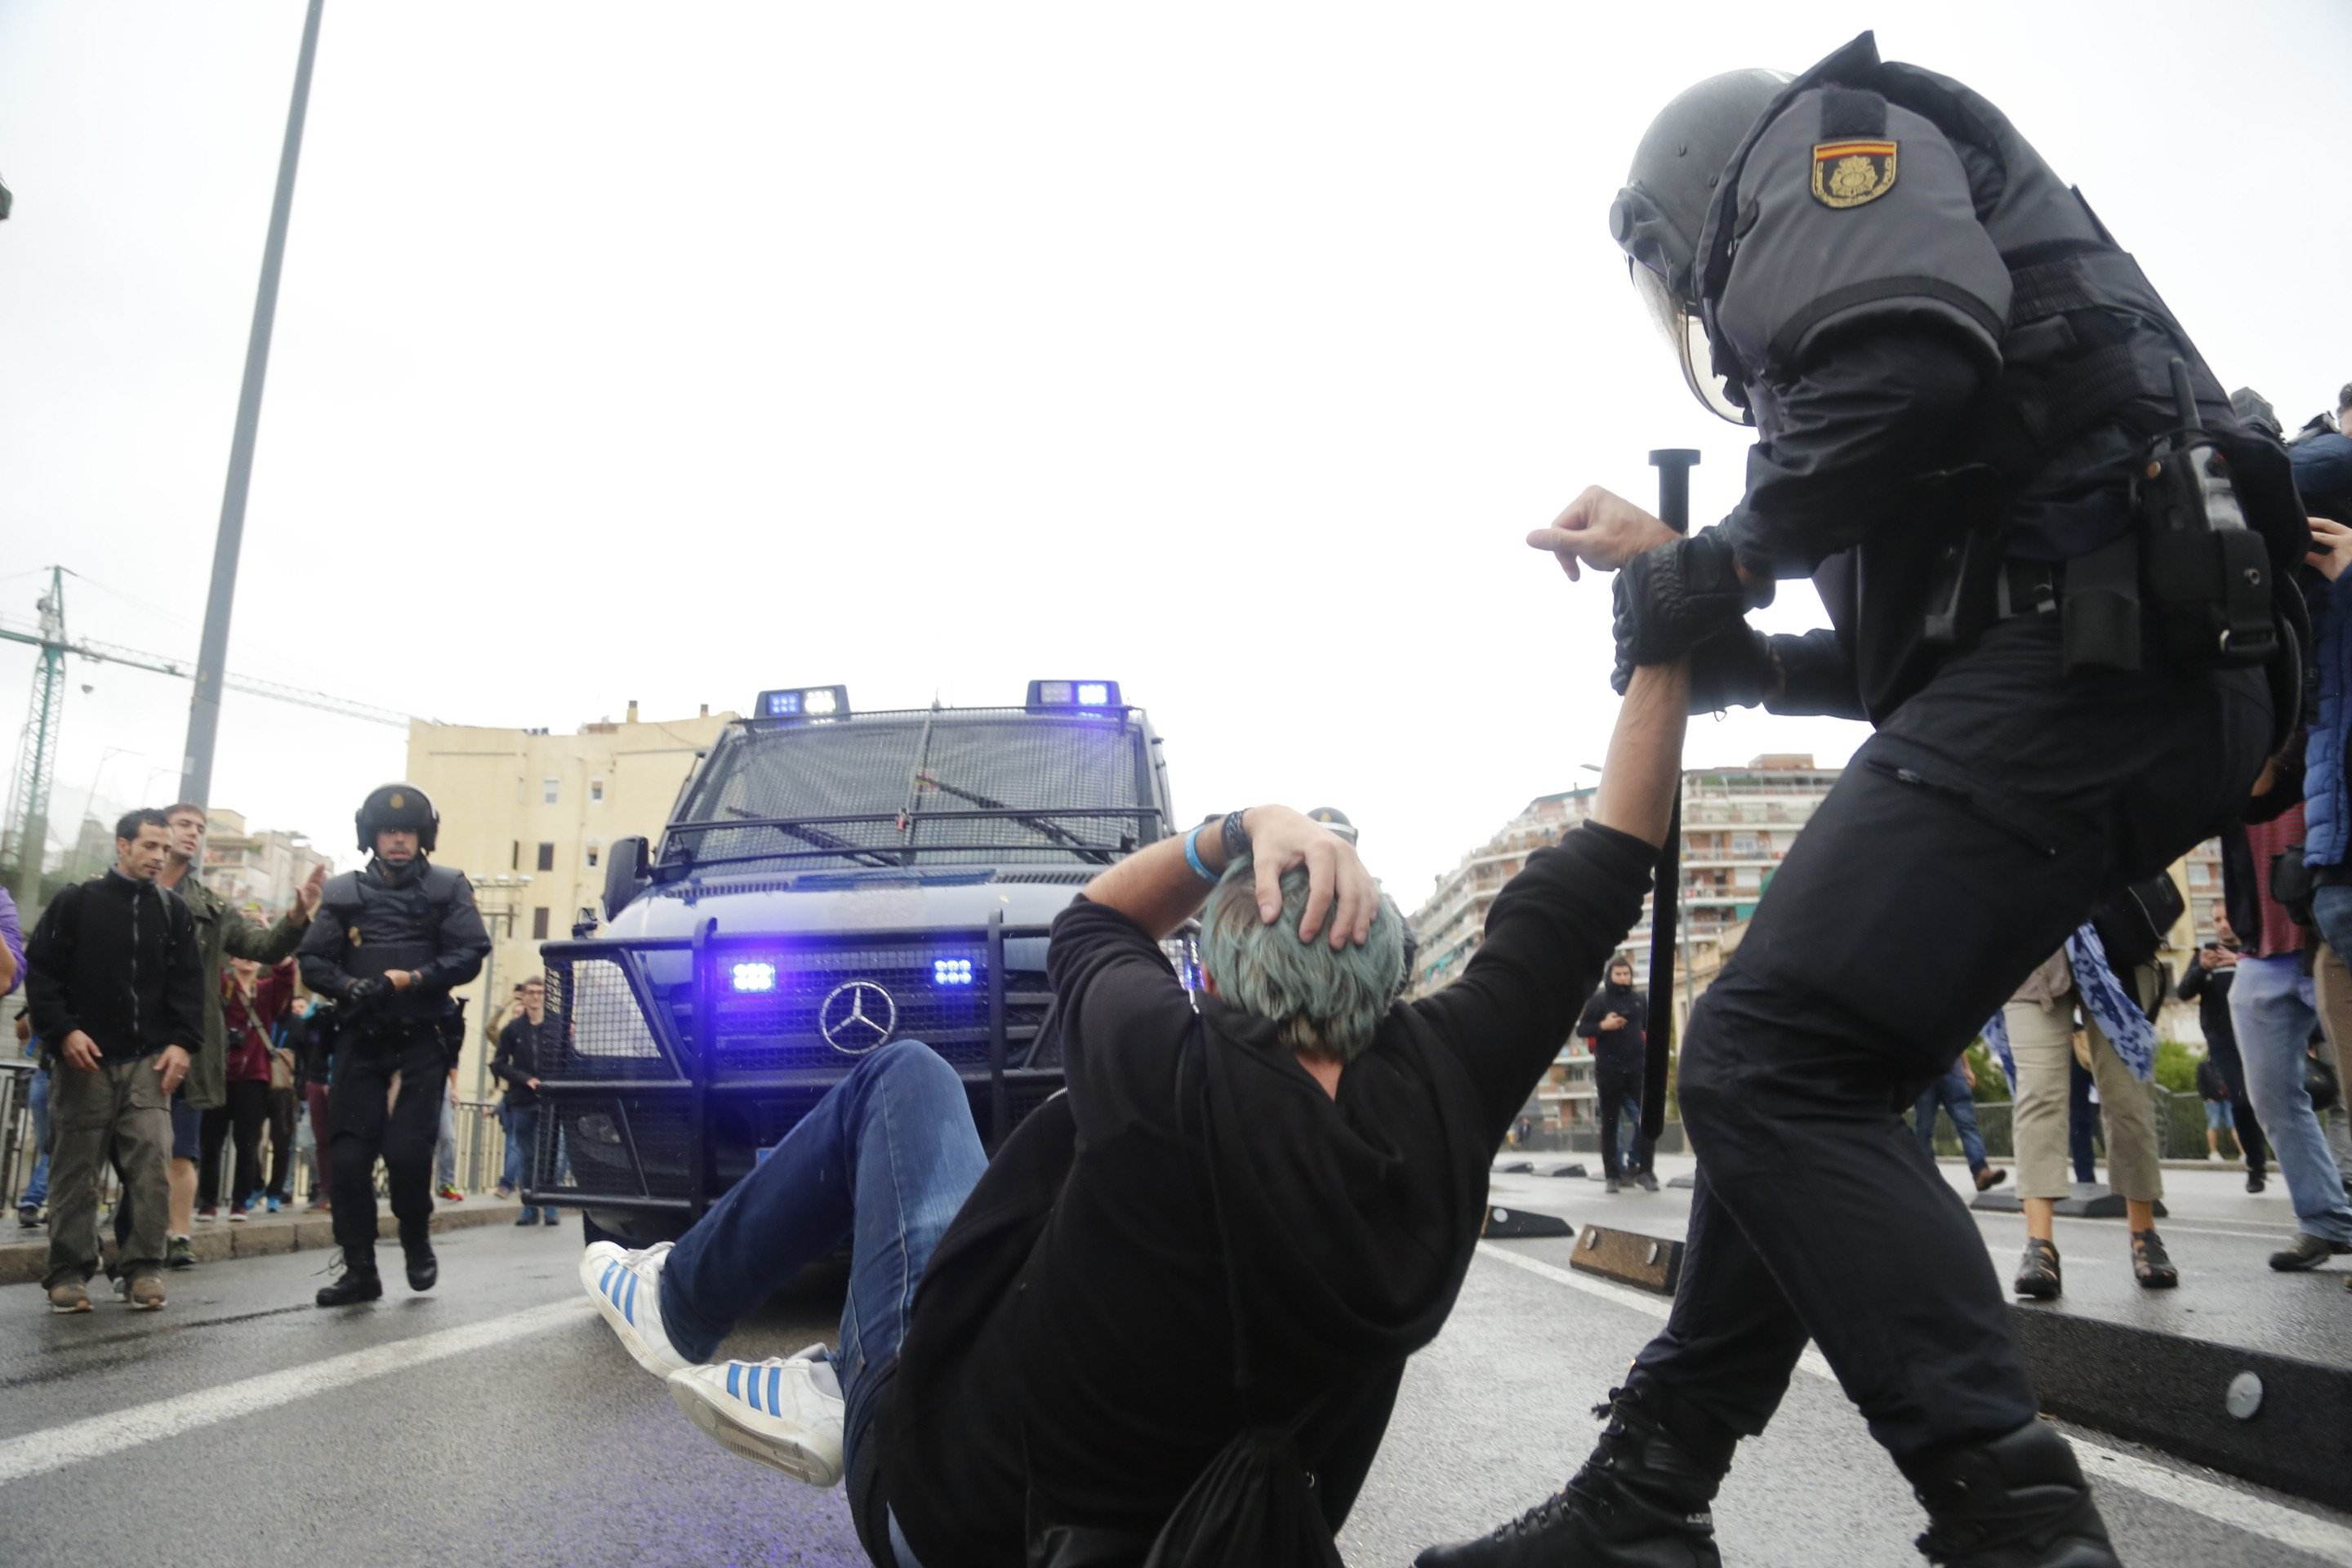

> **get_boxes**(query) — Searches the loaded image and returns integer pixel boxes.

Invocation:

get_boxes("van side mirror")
[602,835,652,921]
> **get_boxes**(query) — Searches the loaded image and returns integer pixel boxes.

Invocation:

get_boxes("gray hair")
[1199,856,1405,1063]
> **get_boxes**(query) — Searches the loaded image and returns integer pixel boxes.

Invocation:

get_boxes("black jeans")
[1596,1063,1650,1178]
[264,1085,298,1200]
[2205,1034,2269,1177]
[1632,614,2268,1463]
[329,1031,446,1269]
[198,1081,270,1209]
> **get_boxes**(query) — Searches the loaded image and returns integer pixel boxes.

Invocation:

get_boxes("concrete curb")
[0,1198,543,1286]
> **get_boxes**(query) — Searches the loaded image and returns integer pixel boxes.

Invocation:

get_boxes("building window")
[537,842,555,872]
[510,840,520,871]
[590,777,605,804]
[543,777,559,804]
[532,906,550,940]
[585,840,601,869]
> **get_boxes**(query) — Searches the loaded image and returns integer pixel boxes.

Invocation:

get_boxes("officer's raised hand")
[1527,487,1678,580]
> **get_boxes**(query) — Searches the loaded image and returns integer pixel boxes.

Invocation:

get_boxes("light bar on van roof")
[755,685,849,720]
[1026,679,1121,713]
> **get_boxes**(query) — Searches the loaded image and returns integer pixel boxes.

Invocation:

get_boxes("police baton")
[1640,448,1699,1143]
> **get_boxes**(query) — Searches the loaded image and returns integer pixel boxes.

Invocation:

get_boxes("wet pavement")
[0,1182,2345,1567]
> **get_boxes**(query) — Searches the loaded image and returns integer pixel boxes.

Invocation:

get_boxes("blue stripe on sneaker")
[742,1365,762,1414]
[623,1271,637,1325]
[727,1363,742,1401]
[767,1364,781,1417]
[600,1261,617,1294]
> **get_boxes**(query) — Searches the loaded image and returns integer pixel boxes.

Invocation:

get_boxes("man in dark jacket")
[24,808,204,1313]
[572,655,1690,1566]
[492,977,556,1225]
[1577,957,1652,1190]
[2178,901,2265,1190]
[298,783,490,1305]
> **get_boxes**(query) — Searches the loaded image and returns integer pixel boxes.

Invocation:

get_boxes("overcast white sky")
[2,2,2349,902]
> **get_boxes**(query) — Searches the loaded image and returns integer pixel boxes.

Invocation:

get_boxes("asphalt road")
[0,1194,2346,1568]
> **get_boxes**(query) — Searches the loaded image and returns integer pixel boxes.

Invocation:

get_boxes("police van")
[526,681,1190,1246]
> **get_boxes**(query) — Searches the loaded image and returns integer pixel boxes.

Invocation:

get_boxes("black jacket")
[1576,980,1649,1073]
[492,1013,549,1107]
[2175,956,2239,1058]
[881,822,1655,1566]
[1705,33,2252,724]
[24,871,205,1063]
[297,857,489,1022]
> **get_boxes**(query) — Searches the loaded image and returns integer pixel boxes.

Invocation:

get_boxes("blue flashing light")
[1025,679,1123,713]
[755,684,849,721]
[933,957,974,987]
[731,961,777,993]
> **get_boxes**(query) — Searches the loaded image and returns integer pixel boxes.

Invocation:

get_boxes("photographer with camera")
[296,783,489,1307]
[2178,901,2267,1190]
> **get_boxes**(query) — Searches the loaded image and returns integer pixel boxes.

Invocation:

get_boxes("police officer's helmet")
[1608,68,1788,424]
[356,782,439,854]
[1306,806,1358,846]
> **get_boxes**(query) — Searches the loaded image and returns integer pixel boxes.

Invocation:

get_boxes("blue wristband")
[1183,822,1218,883]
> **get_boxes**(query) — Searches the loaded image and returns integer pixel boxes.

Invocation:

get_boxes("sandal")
[2013,1237,2061,1300]
[2131,1227,2178,1290]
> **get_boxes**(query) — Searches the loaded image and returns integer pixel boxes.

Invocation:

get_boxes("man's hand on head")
[1244,806,1379,950]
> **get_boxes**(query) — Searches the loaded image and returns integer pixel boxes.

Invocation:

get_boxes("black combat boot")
[1902,1420,2119,1567]
[315,1257,383,1308]
[1415,1378,1728,1568]
[402,1223,438,1292]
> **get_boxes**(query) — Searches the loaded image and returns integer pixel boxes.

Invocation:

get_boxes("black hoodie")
[1577,977,1650,1074]
[880,822,1655,1564]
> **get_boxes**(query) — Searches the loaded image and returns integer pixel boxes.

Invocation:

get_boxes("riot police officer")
[299,783,490,1307]
[1420,33,2300,1568]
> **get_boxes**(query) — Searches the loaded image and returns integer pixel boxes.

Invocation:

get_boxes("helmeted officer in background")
[1422,32,2302,1568]
[299,783,490,1307]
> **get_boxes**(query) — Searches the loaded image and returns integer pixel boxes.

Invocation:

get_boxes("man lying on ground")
[577,662,1689,1566]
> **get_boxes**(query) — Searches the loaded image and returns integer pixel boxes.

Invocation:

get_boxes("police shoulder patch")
[1810,140,1897,209]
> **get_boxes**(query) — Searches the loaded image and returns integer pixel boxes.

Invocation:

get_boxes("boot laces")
[1483,1385,1651,1541]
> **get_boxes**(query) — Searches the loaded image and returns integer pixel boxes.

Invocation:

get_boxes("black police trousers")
[1632,612,2268,1462]
[328,1028,448,1271]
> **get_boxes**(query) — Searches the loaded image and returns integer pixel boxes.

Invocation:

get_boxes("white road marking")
[1475,1242,2352,1566]
[0,1298,595,1488]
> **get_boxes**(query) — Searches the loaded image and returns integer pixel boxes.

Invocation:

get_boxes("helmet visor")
[1628,261,1748,425]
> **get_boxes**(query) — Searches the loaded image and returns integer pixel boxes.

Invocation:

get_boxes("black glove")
[1610,531,1755,694]
[343,976,388,1013]
[1686,626,1775,713]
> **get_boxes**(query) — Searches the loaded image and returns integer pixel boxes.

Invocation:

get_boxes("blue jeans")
[658,1040,987,1475]
[1912,1062,1989,1174]
[2226,952,2352,1245]
[20,1067,51,1210]
[503,1104,556,1220]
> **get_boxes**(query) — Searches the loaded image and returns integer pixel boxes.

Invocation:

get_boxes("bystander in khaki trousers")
[44,1057,172,1290]
[2006,996,2164,1202]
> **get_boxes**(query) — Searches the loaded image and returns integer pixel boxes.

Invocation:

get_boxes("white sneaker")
[666,1344,845,1487]
[579,1241,690,1377]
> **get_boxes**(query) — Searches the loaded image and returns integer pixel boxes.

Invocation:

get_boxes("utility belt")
[337,1008,463,1067]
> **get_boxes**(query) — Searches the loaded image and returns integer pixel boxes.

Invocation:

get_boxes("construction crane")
[1,564,419,910]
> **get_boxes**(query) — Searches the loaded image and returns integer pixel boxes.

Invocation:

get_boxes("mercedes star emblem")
[818,979,897,1055]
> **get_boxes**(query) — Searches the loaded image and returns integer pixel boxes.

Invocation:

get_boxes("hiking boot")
[1635,1171,1660,1193]
[315,1256,384,1308]
[1902,1419,2118,1566]
[48,1279,91,1314]
[1975,1166,2010,1192]
[667,1345,845,1486]
[127,1274,166,1311]
[2130,1228,2177,1290]
[2013,1239,2061,1300]
[1414,1377,1726,1567]
[167,1236,196,1270]
[2268,1232,2350,1272]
